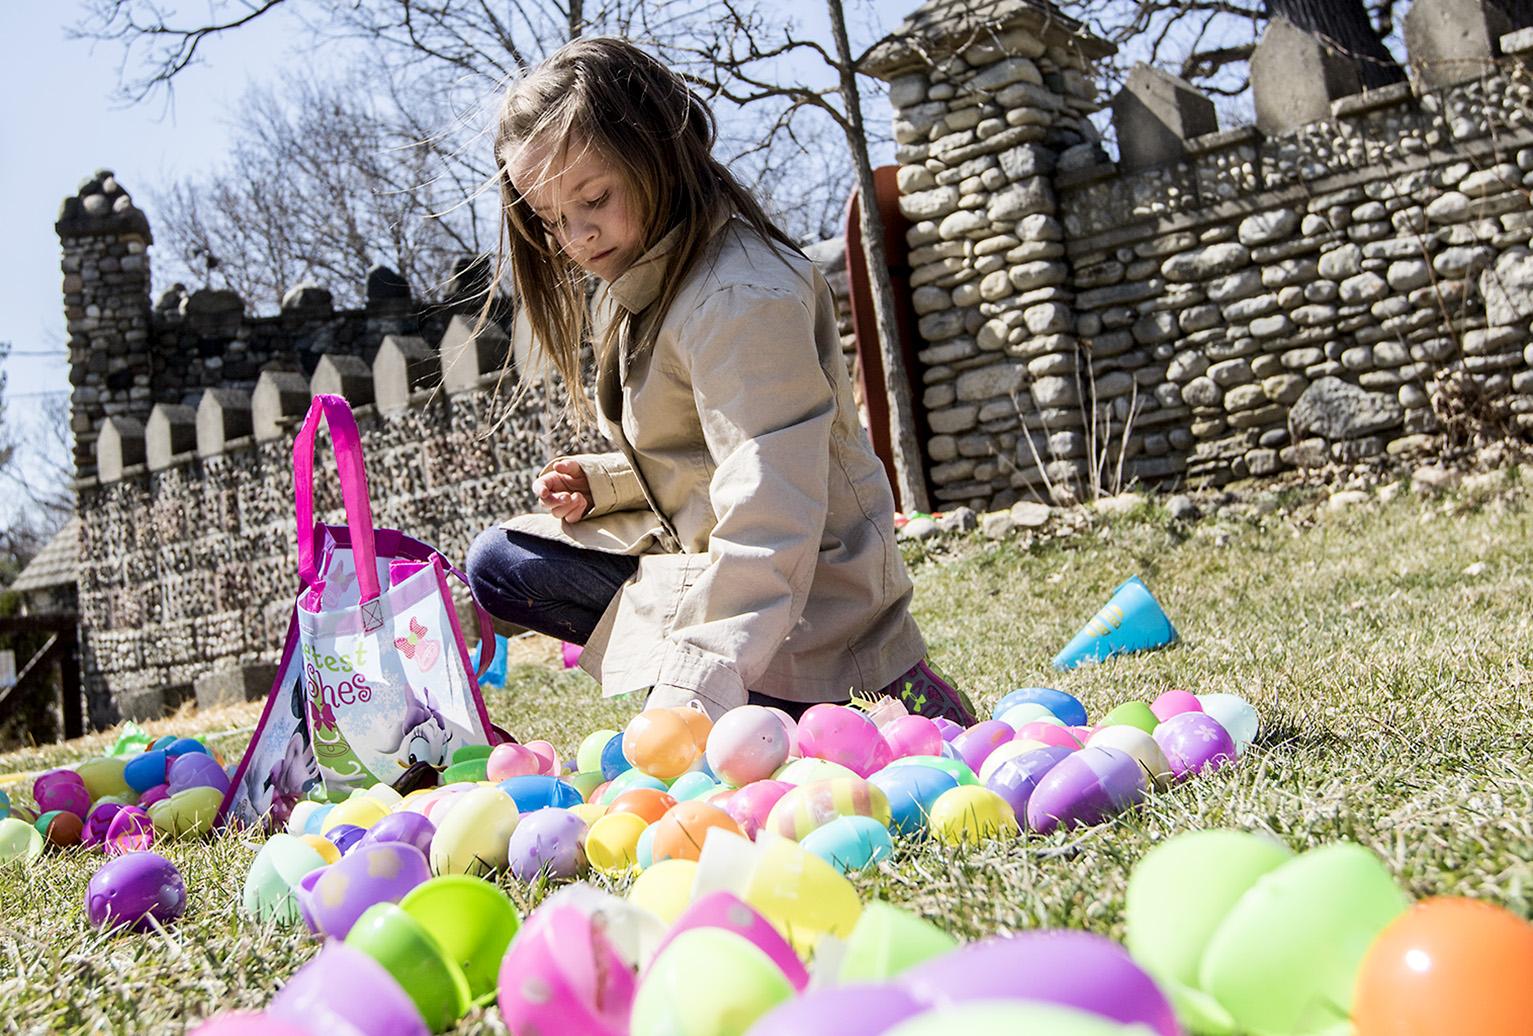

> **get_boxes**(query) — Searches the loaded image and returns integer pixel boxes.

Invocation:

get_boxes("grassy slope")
[1,475,1530,1033]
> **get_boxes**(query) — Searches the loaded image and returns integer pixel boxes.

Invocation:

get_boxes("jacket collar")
[605,205,733,315]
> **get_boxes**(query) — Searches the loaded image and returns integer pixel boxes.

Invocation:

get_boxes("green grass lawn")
[2,472,1531,1034]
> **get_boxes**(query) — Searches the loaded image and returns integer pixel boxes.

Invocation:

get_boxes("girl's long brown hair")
[476,36,800,427]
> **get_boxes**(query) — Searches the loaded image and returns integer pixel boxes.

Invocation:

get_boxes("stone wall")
[869,0,1533,508]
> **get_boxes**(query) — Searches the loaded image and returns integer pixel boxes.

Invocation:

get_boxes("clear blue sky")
[0,0,886,497]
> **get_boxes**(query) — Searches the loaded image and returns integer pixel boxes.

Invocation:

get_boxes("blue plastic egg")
[991,687,1087,728]
[301,804,335,836]
[668,771,720,801]
[166,738,210,758]
[123,750,169,794]
[497,775,584,813]
[600,733,633,782]
[801,815,894,874]
[635,820,660,871]
[870,765,959,835]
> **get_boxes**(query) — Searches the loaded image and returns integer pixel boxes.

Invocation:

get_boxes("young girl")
[465,36,975,725]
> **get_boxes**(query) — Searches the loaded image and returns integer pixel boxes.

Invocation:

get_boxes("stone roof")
[865,0,1113,78]
[8,517,79,594]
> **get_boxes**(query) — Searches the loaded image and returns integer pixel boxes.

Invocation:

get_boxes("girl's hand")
[534,459,591,522]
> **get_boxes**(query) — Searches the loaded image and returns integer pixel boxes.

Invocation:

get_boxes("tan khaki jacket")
[502,212,925,709]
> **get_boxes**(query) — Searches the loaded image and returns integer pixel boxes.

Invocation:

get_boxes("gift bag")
[221,395,501,830]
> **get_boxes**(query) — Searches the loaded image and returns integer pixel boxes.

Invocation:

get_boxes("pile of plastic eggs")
[0,734,230,868]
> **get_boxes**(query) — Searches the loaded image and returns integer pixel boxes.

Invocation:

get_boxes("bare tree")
[0,348,72,577]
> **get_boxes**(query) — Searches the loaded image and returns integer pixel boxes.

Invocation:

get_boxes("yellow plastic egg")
[321,795,391,834]
[928,786,1019,847]
[75,757,133,802]
[428,785,519,876]
[765,777,891,840]
[628,858,699,925]
[299,832,342,865]
[743,836,862,954]
[569,802,610,827]
[360,783,403,809]
[586,811,649,876]
[1086,724,1174,789]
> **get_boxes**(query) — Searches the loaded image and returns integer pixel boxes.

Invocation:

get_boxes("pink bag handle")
[294,395,382,609]
[442,560,497,680]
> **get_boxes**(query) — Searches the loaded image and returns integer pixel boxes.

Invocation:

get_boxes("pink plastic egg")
[646,891,809,991]
[83,802,128,849]
[104,806,155,856]
[706,706,791,787]
[138,783,171,810]
[721,780,794,840]
[764,708,800,755]
[498,904,635,1036]
[524,741,561,775]
[486,743,544,781]
[883,715,944,760]
[1149,690,1203,722]
[34,769,91,819]
[1015,722,1084,750]
[950,721,1016,774]
[797,705,889,777]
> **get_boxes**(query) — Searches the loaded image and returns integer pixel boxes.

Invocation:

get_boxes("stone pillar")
[1250,17,1365,135]
[1112,64,1219,171]
[1405,0,1530,87]
[57,170,154,478]
[866,1,1114,507]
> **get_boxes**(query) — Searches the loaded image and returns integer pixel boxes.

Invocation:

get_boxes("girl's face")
[508,136,644,282]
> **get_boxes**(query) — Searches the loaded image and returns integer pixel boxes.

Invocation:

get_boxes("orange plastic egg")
[622,710,700,780]
[669,706,713,752]
[608,788,679,826]
[651,801,743,863]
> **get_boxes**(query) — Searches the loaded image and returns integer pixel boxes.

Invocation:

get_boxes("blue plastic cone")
[1053,576,1178,670]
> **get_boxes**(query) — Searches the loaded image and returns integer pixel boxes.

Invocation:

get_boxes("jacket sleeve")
[648,282,835,710]
[538,452,647,519]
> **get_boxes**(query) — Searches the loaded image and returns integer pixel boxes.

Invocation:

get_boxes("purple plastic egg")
[932,717,965,742]
[85,851,187,931]
[507,808,589,881]
[303,842,430,940]
[1025,747,1146,835]
[188,1012,313,1036]
[900,929,1180,1036]
[1153,711,1236,780]
[747,984,926,1036]
[82,802,127,849]
[984,745,1073,820]
[138,783,171,810]
[104,806,155,856]
[326,823,368,856]
[950,721,1016,774]
[34,769,91,818]
[270,941,430,1036]
[168,752,231,794]
[1149,690,1203,723]
[361,811,437,857]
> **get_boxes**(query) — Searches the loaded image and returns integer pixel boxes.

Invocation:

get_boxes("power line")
[4,390,70,399]
[4,351,67,358]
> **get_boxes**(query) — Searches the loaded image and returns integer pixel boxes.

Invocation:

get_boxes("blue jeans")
[464,526,832,718]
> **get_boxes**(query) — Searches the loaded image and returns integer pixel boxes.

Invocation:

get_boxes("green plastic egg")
[1100,701,1159,734]
[76,757,133,802]
[578,729,622,773]
[429,785,519,877]
[630,927,794,1036]
[0,817,44,867]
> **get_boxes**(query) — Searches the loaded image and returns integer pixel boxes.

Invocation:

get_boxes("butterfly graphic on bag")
[395,616,442,673]
[319,568,357,609]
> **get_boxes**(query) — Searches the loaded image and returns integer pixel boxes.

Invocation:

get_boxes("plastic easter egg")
[1200,843,1408,1036]
[267,941,431,1036]
[429,786,519,876]
[137,783,171,810]
[149,785,223,838]
[0,816,44,866]
[773,756,860,785]
[81,801,126,848]
[85,851,187,931]
[321,795,390,834]
[950,720,1015,774]
[524,739,561,774]
[631,927,794,1036]
[765,777,891,840]
[743,837,863,953]
[600,767,670,803]
[149,734,176,751]
[763,707,800,754]
[496,774,584,813]
[652,801,743,863]
[932,716,965,741]
[721,780,794,839]
[651,891,809,991]
[1025,746,1146,834]
[123,749,169,794]
[1015,721,1083,750]
[577,729,620,773]
[992,687,1088,727]
[882,715,944,760]
[984,745,1073,820]
[1150,689,1202,722]
[870,764,959,836]
[486,742,543,781]
[1154,712,1236,780]
[76,756,134,802]
[599,733,633,781]
[0,788,9,818]
[360,811,436,857]
[564,769,605,801]
[669,771,721,801]
[1100,700,1159,733]
[801,815,894,873]
[188,1013,313,1036]
[610,788,678,825]
[307,842,432,940]
[882,755,980,786]
[569,802,608,826]
[1195,693,1259,755]
[928,785,1019,846]
[33,768,91,818]
[900,930,1180,1035]
[838,900,958,983]
[974,739,1045,784]
[166,737,210,758]
[1087,725,1174,788]
[299,833,342,865]
[996,702,1061,731]
[1353,897,1533,1036]
[450,744,493,766]
[623,710,699,780]
[167,752,230,794]
[498,904,635,1036]
[286,800,325,835]
[797,704,890,777]
[586,810,648,875]
[345,902,472,1031]
[441,758,487,784]
[629,857,699,925]
[884,1001,1147,1035]
[244,833,329,923]
[1125,828,1295,1031]
[706,705,792,786]
[506,807,589,881]
[326,823,367,856]
[746,985,927,1036]
[398,875,520,1004]
[36,808,85,848]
